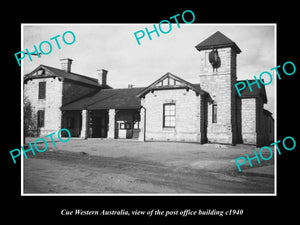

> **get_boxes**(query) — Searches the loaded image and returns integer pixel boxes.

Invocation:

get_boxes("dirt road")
[23,139,274,194]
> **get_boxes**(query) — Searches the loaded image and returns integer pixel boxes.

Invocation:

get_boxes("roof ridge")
[36,65,100,87]
[43,65,97,81]
[101,87,146,90]
[136,72,207,98]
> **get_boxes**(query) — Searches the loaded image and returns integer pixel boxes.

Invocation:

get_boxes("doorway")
[89,110,108,138]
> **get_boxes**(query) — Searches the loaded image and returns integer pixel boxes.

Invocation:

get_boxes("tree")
[23,96,38,137]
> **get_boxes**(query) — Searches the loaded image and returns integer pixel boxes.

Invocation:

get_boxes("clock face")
[208,49,221,70]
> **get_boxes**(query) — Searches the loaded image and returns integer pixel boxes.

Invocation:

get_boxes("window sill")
[162,127,176,131]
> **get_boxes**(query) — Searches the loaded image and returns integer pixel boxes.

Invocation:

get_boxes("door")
[200,96,208,144]
[89,110,108,138]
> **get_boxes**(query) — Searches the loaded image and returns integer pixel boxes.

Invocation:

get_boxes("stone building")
[23,31,274,146]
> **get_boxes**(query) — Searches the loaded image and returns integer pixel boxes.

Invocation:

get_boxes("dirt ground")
[23,138,274,194]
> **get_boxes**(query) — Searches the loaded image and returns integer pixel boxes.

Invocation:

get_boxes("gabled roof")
[61,87,145,110]
[136,72,209,98]
[24,65,110,88]
[195,31,241,54]
[238,79,268,103]
[61,72,213,111]
[263,109,274,120]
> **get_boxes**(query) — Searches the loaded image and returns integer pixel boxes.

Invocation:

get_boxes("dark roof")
[136,72,209,98]
[238,79,267,103]
[263,109,273,116]
[62,73,213,111]
[195,31,241,54]
[24,65,110,88]
[61,87,145,110]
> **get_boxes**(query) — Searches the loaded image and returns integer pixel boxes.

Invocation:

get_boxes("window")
[120,122,132,130]
[38,82,46,99]
[163,103,176,128]
[212,104,217,123]
[125,123,131,129]
[37,110,45,128]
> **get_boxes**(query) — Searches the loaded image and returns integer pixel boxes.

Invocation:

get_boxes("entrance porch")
[61,108,140,140]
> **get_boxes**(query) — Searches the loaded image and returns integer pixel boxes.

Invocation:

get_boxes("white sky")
[22,24,275,114]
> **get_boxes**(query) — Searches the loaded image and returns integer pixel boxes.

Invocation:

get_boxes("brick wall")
[142,89,201,142]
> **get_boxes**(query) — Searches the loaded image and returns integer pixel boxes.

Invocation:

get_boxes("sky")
[22,24,275,114]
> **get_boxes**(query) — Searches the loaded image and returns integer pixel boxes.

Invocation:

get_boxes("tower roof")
[195,31,241,53]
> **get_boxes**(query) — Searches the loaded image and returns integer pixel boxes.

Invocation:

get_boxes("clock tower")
[195,31,242,144]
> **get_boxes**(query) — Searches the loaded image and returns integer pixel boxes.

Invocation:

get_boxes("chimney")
[60,58,73,73]
[97,69,108,86]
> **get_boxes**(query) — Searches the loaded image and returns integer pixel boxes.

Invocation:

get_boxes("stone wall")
[241,97,273,146]
[24,77,63,136]
[198,47,240,144]
[107,109,116,139]
[141,89,201,142]
[241,98,256,144]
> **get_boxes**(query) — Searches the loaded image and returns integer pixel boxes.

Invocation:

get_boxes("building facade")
[23,31,274,146]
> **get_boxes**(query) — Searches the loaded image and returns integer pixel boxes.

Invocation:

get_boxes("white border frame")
[20,23,277,196]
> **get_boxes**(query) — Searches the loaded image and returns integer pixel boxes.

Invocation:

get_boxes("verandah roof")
[61,87,145,110]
